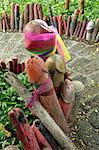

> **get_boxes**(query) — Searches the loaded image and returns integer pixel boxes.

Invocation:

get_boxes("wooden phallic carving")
[4,71,77,149]
[25,56,70,134]
[8,108,51,150]
[46,54,75,121]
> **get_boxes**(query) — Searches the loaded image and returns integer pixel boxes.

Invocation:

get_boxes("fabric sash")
[27,78,53,108]
[25,32,71,62]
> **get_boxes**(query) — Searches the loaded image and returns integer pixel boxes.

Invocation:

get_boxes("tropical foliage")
[0,0,99,20]
[0,71,34,149]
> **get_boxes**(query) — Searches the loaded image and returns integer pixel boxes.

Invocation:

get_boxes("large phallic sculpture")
[25,55,70,134]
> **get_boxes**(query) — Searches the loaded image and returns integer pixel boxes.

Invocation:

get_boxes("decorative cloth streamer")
[25,32,71,62]
[27,78,52,108]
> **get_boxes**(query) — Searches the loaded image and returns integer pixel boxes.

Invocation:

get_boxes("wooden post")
[37,4,43,20]
[53,16,58,30]
[79,0,84,15]
[19,13,24,32]
[65,0,70,10]
[73,21,80,37]
[92,18,99,42]
[29,3,34,21]
[34,4,39,19]
[10,3,15,31]
[66,16,71,36]
[4,71,78,150]
[57,15,63,35]
[24,4,29,27]
[79,19,87,40]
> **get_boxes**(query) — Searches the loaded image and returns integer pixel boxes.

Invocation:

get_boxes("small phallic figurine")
[46,54,84,121]
[45,54,74,121]
[8,108,52,150]
[92,18,99,42]
[86,20,94,41]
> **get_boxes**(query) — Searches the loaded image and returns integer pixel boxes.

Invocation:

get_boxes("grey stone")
[67,57,92,71]
[72,73,88,85]
[3,44,16,53]
[80,82,99,102]
[78,45,96,57]
[82,94,99,113]
[77,120,99,146]
[62,37,77,48]
[0,33,12,43]
[68,52,79,61]
[88,70,99,83]
[68,42,86,53]
[88,110,99,129]
[9,33,24,43]
[78,61,99,75]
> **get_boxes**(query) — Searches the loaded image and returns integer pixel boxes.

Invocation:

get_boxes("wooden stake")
[10,3,15,31]
[65,0,70,10]
[19,13,24,32]
[29,3,34,21]
[73,21,80,37]
[24,4,29,27]
[66,16,71,36]
[92,19,99,42]
[63,18,67,34]
[14,4,20,31]
[37,4,43,20]
[70,15,77,36]
[1,61,6,69]
[13,58,18,74]
[34,4,39,19]
[57,15,63,35]
[9,61,13,72]
[79,19,87,39]
[79,0,84,15]
[75,21,82,37]
[17,64,21,74]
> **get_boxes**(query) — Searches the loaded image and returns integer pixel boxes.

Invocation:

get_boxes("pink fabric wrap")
[27,78,52,108]
[25,32,56,51]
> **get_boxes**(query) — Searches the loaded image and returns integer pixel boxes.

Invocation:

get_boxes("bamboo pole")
[4,71,77,150]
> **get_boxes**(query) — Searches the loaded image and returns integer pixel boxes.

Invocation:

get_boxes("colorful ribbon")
[25,30,71,62]
[27,78,53,108]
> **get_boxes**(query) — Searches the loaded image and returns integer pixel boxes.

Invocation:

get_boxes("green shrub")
[0,0,98,20]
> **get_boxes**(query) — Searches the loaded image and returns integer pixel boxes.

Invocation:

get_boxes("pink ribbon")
[27,78,52,108]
